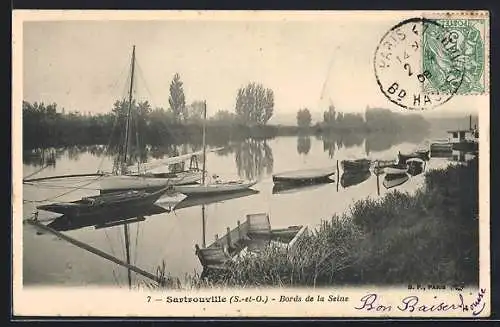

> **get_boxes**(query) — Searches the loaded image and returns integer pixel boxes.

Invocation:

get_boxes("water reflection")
[172,189,260,211]
[234,139,273,180]
[296,136,311,155]
[340,171,371,188]
[272,180,334,195]
[23,129,429,168]
[23,148,58,168]
[45,204,168,232]
[365,132,396,153]
[33,203,171,289]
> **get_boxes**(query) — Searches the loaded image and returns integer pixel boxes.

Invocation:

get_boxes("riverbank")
[151,158,478,289]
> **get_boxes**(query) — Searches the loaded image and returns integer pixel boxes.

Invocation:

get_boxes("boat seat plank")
[246,213,271,237]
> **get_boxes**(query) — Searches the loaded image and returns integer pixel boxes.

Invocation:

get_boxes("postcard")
[13,10,490,317]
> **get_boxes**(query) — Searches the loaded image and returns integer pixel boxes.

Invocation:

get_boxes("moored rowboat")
[195,213,308,272]
[398,150,430,164]
[341,159,371,172]
[384,164,409,175]
[383,173,409,189]
[272,168,335,184]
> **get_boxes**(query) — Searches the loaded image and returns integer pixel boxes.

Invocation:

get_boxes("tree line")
[297,105,430,134]
[23,73,276,149]
[23,72,429,149]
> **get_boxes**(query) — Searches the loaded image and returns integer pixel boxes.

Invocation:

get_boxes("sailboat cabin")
[446,115,479,144]
[446,129,478,143]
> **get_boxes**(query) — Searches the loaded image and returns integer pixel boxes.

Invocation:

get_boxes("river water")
[22,135,471,288]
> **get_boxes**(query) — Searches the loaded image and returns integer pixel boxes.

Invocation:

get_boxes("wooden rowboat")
[272,168,335,185]
[384,164,409,175]
[383,173,409,189]
[398,150,430,164]
[195,213,308,272]
[341,159,371,172]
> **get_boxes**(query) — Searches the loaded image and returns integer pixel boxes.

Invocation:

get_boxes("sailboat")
[36,186,170,217]
[97,45,208,193]
[172,101,257,196]
[23,46,210,192]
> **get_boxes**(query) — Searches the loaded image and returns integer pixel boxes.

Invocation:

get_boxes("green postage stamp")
[422,18,487,95]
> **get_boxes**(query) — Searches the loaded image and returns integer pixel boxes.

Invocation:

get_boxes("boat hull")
[341,159,371,172]
[98,170,203,192]
[383,173,409,189]
[384,164,408,175]
[272,168,335,185]
[430,142,453,152]
[173,180,258,196]
[398,150,429,164]
[452,141,478,152]
[37,187,169,217]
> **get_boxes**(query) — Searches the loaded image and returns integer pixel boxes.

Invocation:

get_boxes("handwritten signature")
[354,288,486,316]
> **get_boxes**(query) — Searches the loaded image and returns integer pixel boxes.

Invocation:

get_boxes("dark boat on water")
[398,150,430,164]
[272,168,335,185]
[341,159,371,172]
[37,186,171,217]
[407,159,424,176]
[340,170,371,188]
[46,204,169,231]
[272,180,334,194]
[382,173,409,189]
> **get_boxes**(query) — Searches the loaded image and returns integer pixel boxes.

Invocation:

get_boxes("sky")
[20,11,483,119]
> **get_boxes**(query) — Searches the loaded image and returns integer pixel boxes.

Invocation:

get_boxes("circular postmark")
[374,18,465,110]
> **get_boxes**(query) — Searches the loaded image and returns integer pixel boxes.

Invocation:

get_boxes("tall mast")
[201,101,207,185]
[123,45,136,166]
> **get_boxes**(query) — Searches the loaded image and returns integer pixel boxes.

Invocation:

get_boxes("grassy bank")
[150,158,478,289]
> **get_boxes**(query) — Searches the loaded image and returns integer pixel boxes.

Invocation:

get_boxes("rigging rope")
[22,164,50,181]
[23,182,102,191]
[22,175,104,203]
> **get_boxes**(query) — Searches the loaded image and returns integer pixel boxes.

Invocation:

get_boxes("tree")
[296,108,312,128]
[210,110,237,124]
[235,82,274,125]
[168,73,187,122]
[186,100,205,124]
[323,104,336,125]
